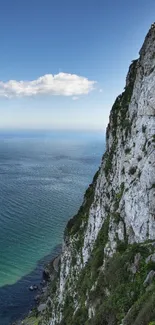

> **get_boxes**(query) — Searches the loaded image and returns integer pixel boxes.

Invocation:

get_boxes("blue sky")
[0,0,155,131]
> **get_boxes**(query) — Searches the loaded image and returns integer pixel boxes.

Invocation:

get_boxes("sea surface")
[0,130,105,325]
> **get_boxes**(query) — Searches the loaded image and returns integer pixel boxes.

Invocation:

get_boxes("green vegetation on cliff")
[58,241,155,325]
[20,26,155,325]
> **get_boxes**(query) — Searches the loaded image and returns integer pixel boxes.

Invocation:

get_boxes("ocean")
[0,130,104,325]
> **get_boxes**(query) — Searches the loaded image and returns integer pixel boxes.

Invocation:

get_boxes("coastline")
[0,245,62,325]
[14,253,62,325]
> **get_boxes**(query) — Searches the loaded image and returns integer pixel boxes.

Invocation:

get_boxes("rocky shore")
[13,253,61,325]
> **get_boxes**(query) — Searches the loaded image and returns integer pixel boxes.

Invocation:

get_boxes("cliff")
[22,24,155,325]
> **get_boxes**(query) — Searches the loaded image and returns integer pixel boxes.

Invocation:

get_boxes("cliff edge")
[22,24,155,325]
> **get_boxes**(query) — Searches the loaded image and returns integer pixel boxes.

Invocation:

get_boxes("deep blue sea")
[0,130,104,325]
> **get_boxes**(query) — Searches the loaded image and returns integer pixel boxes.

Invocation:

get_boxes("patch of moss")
[89,243,151,325]
[59,216,110,325]
[112,212,122,224]
[129,166,137,175]
[137,156,142,162]
[104,140,117,177]
[125,147,131,154]
[106,60,137,163]
[65,169,99,240]
[114,182,124,209]
[138,170,141,178]
[124,288,155,325]
[23,316,41,325]
[142,139,147,153]
[121,166,125,174]
[142,125,147,133]
[117,240,128,253]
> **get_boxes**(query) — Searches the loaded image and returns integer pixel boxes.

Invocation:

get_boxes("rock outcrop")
[22,25,155,325]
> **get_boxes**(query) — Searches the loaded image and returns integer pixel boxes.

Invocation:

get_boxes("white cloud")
[99,88,103,93]
[0,73,96,98]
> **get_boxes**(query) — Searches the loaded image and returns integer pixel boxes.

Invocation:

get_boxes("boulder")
[37,303,46,313]
[29,284,38,291]
[34,294,41,302]
[29,285,34,291]
[143,270,155,287]
[130,253,141,274]
[145,253,155,264]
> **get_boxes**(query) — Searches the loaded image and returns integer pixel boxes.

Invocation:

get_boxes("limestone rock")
[48,24,155,325]
[143,270,155,287]
[37,303,47,313]
[145,253,155,264]
[21,24,155,325]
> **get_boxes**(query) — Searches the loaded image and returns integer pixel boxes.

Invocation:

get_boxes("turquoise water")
[0,130,104,324]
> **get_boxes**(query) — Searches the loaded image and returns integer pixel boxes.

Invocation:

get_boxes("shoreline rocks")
[29,284,38,291]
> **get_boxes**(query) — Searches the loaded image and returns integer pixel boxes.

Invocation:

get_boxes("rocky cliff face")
[23,25,155,325]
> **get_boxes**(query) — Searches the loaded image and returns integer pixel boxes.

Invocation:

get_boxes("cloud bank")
[0,73,96,98]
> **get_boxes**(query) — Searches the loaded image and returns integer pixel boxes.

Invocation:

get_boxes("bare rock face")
[130,252,141,274]
[48,24,155,325]
[146,253,155,264]
[143,270,155,287]
[27,25,155,325]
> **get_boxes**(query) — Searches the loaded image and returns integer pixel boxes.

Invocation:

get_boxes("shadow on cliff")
[0,244,62,325]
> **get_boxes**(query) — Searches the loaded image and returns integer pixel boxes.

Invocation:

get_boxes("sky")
[0,0,155,131]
